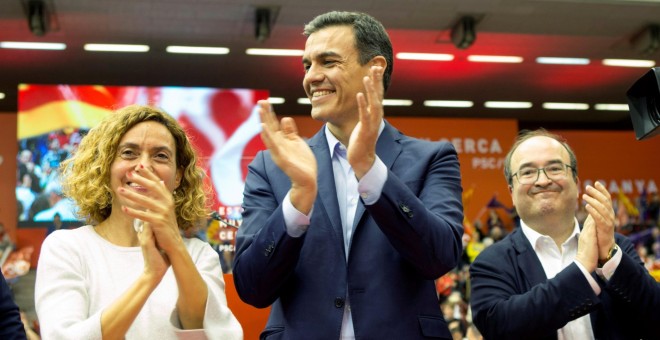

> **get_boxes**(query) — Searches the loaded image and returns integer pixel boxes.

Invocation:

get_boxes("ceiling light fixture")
[536,57,590,65]
[424,100,473,108]
[0,92,5,100]
[296,97,412,106]
[396,53,454,61]
[468,55,523,63]
[166,46,229,54]
[484,101,532,109]
[382,99,413,106]
[0,41,65,50]
[246,48,303,56]
[543,102,589,110]
[84,44,149,52]
[602,59,656,67]
[268,97,285,104]
[594,104,629,111]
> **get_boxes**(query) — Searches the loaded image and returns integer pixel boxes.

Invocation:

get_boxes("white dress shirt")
[520,218,622,340]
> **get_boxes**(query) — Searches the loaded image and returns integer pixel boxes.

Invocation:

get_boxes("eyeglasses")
[511,163,573,185]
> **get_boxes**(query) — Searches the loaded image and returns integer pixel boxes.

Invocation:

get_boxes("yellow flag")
[618,191,639,216]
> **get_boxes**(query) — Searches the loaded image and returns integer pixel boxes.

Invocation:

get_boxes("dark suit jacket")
[470,227,657,340]
[1,271,27,339]
[234,122,464,339]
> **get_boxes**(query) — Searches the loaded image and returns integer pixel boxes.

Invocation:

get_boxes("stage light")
[26,0,47,36]
[627,67,660,140]
[451,16,476,49]
[255,8,271,42]
[630,24,660,55]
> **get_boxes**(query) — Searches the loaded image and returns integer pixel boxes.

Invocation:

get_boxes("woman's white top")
[35,225,243,340]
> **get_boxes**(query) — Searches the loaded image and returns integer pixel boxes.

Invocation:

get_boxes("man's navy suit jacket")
[470,227,658,340]
[234,122,464,339]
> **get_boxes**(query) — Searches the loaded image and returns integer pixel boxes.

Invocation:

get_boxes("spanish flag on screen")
[17,84,135,139]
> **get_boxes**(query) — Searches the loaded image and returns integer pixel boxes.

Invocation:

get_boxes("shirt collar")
[324,120,386,159]
[520,217,581,249]
[325,125,343,159]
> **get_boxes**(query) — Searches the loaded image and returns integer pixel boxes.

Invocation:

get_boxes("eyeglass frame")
[510,163,574,185]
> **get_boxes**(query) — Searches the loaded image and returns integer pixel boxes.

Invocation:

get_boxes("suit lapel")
[376,121,404,169]
[511,229,548,288]
[308,128,345,252]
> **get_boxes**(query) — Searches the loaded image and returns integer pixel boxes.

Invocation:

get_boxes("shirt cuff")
[170,309,208,340]
[595,244,622,281]
[357,156,387,205]
[575,260,601,295]
[282,191,312,238]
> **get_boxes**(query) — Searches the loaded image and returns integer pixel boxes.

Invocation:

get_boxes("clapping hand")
[582,182,616,261]
[348,65,384,179]
[257,100,318,214]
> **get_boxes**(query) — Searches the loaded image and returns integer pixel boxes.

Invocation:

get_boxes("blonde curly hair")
[60,104,209,230]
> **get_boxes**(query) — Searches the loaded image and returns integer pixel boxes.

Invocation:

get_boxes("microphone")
[209,211,223,221]
[208,211,240,228]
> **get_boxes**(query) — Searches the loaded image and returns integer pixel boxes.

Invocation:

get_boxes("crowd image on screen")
[16,129,85,223]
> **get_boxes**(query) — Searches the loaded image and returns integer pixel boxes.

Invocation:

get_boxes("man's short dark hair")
[303,11,394,92]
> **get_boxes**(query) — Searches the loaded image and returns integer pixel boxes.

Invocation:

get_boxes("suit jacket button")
[264,242,275,256]
[399,203,414,218]
[334,297,344,308]
[264,246,273,256]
